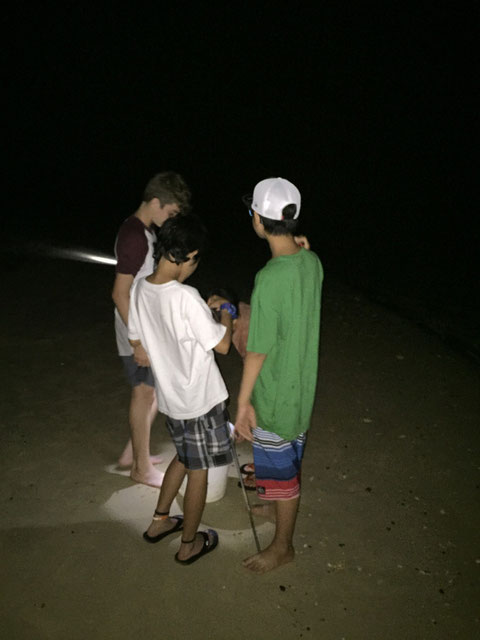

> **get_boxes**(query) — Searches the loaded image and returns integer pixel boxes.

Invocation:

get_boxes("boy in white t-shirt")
[128,214,236,565]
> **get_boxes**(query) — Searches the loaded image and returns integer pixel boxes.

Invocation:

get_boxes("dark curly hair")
[154,214,208,264]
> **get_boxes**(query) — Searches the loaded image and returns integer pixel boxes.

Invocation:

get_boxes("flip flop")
[240,463,255,475]
[238,469,257,491]
[174,529,219,565]
[238,479,256,491]
[143,516,184,543]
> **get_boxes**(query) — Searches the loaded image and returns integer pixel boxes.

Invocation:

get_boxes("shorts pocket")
[204,422,232,457]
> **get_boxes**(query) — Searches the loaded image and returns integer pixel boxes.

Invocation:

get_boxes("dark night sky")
[4,2,478,341]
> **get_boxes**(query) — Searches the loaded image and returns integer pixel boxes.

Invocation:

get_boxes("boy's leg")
[176,468,215,562]
[144,461,212,560]
[128,383,163,487]
[146,403,231,558]
[243,496,299,574]
[145,455,188,538]
[174,403,232,560]
[243,427,305,573]
[117,438,163,468]
[174,402,231,560]
[251,502,276,520]
[117,438,134,467]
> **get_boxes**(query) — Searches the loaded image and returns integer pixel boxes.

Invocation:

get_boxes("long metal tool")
[229,428,261,553]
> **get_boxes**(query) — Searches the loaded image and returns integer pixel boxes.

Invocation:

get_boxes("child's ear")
[187,250,199,261]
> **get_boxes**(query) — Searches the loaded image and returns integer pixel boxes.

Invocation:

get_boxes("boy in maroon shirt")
[112,172,190,487]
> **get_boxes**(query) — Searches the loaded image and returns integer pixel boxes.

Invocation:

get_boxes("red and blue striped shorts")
[252,426,306,501]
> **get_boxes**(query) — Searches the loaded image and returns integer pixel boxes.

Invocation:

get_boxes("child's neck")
[266,234,301,258]
[147,258,181,284]
[146,272,176,284]
[134,202,154,228]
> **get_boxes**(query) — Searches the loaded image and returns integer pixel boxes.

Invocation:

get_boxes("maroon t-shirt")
[115,216,154,276]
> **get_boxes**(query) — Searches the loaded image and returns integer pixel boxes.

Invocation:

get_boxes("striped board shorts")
[252,426,306,501]
[166,401,233,470]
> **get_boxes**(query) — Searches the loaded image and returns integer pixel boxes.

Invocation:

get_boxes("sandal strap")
[180,537,196,544]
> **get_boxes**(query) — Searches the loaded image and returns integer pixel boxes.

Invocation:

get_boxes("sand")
[1,257,479,639]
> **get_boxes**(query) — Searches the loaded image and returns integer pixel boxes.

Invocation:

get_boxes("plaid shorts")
[166,401,233,470]
[252,426,306,501]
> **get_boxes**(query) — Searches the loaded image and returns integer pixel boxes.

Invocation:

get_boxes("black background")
[4,2,478,354]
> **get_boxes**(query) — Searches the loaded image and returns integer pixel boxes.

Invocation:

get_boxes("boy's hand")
[234,403,257,442]
[294,235,310,250]
[133,343,150,367]
[207,295,230,311]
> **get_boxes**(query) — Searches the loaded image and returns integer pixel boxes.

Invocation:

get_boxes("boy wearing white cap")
[235,177,323,573]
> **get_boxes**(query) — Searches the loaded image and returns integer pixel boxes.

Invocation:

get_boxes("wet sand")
[1,257,479,639]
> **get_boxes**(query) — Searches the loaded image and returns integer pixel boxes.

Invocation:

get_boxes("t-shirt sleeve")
[246,270,279,354]
[115,221,149,276]
[185,291,226,352]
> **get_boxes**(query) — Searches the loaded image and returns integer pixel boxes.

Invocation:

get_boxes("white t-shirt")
[128,278,228,419]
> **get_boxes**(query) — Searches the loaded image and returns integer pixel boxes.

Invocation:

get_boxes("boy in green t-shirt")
[235,177,323,574]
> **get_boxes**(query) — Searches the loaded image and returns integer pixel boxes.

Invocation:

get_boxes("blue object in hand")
[219,302,238,319]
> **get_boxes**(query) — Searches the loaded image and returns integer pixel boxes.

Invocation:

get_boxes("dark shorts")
[120,355,155,388]
[166,401,233,470]
[252,426,306,501]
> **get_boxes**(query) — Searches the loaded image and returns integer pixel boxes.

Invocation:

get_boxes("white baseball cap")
[251,177,301,221]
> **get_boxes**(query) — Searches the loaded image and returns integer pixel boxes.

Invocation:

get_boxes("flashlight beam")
[34,245,117,265]
[54,249,118,265]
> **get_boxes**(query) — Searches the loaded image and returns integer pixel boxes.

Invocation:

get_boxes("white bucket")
[206,464,230,502]
[178,422,234,503]
[178,463,230,503]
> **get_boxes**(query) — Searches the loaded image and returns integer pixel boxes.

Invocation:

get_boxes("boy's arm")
[128,341,150,366]
[207,296,234,355]
[213,308,233,354]
[123,279,150,367]
[235,351,267,442]
[112,273,134,325]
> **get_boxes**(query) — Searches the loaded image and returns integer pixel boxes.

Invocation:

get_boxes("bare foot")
[117,439,163,468]
[118,454,163,469]
[242,543,295,574]
[176,530,217,562]
[130,466,164,488]
[251,503,276,521]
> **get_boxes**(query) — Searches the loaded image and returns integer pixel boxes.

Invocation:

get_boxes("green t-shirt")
[247,248,323,439]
